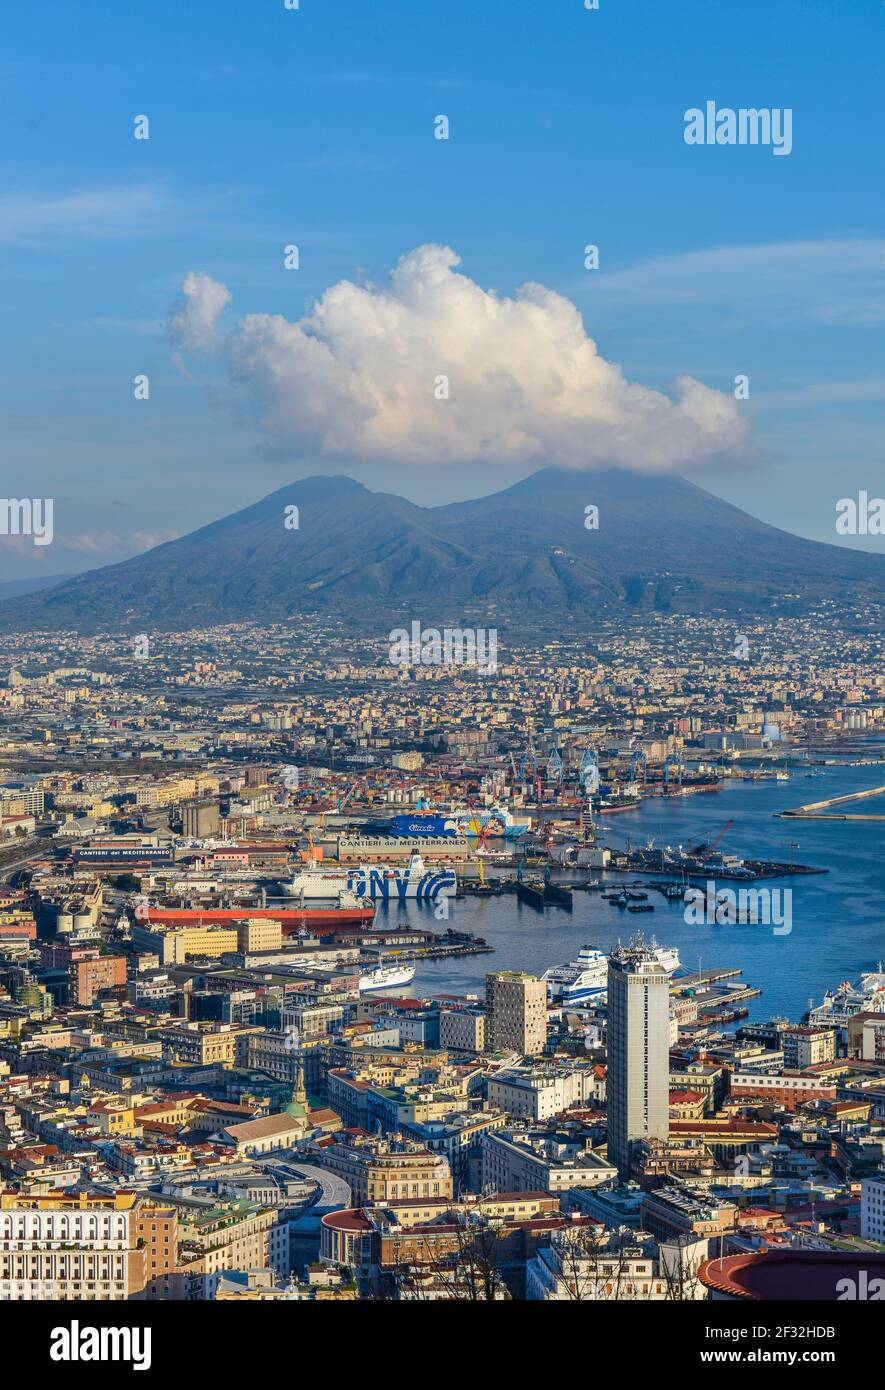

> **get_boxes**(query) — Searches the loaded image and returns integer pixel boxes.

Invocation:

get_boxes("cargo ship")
[136,903,376,934]
[594,785,642,814]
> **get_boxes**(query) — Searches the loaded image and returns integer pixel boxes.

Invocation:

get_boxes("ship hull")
[345,866,457,901]
[359,965,416,992]
[146,905,376,930]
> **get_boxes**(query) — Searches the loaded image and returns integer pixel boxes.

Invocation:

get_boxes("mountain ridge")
[0,469,881,633]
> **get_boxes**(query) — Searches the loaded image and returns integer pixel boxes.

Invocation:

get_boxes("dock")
[780,784,885,821]
[671,965,761,1013]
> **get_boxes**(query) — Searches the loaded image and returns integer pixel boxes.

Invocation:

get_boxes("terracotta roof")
[700,1249,885,1300]
[223,1113,306,1142]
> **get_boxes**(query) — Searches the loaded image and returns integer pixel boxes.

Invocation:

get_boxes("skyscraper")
[607,936,670,1179]
[485,971,547,1055]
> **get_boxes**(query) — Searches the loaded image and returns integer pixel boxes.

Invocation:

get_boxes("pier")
[780,784,885,821]
[671,966,761,1014]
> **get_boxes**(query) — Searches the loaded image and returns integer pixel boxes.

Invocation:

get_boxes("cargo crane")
[471,818,496,886]
[629,750,647,785]
[663,758,683,790]
[580,749,600,796]
[693,818,734,859]
[336,779,360,814]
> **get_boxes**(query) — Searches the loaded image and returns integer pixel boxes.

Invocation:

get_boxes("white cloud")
[174,245,750,472]
[168,271,232,353]
[68,530,179,555]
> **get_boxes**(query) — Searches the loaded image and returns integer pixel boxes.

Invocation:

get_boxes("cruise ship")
[542,940,681,1004]
[807,967,885,1032]
[285,853,457,903]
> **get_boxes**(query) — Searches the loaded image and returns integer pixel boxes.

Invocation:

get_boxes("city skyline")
[1,0,883,1344]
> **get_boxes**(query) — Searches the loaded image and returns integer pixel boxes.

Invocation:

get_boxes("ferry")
[543,940,681,1004]
[807,966,885,1032]
[542,946,608,1004]
[350,853,458,901]
[358,960,417,992]
[284,855,456,902]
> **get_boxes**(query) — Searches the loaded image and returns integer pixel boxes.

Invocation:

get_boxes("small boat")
[660,883,684,900]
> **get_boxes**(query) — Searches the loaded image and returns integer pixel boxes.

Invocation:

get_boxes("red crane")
[707,819,734,854]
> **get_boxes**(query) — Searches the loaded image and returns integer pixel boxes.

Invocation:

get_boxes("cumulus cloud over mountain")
[172,244,750,471]
[168,271,232,353]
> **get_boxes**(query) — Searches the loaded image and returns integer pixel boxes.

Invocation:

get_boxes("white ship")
[542,946,608,1004]
[284,854,456,903]
[543,940,681,1005]
[358,961,417,993]
[284,866,354,900]
[808,966,885,1031]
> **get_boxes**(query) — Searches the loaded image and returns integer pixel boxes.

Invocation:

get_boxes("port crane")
[629,750,647,785]
[546,747,563,785]
[470,817,496,886]
[580,749,600,795]
[336,780,360,814]
[663,758,683,790]
[694,818,734,858]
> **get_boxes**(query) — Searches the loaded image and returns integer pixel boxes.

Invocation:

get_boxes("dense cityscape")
[0,612,883,1310]
[4,0,883,1365]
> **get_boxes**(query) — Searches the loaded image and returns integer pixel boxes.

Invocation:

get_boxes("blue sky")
[2,0,883,581]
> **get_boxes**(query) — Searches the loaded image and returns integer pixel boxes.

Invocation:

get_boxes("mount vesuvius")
[0,470,881,633]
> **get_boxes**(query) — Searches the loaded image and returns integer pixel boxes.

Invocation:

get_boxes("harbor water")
[374,761,885,1022]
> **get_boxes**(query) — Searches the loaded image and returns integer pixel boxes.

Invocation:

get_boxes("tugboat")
[660,882,684,900]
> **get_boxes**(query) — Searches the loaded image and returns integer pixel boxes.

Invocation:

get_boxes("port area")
[615,853,827,881]
[778,783,885,821]
[369,929,493,964]
[671,966,761,1022]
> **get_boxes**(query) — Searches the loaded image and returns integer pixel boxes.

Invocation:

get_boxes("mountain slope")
[0,469,881,632]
